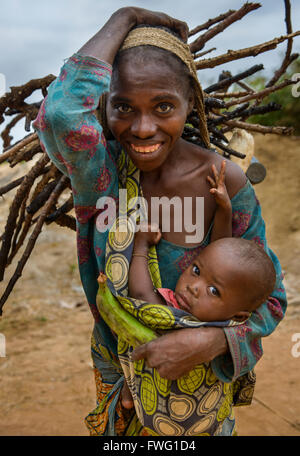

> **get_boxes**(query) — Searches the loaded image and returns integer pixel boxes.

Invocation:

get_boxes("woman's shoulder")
[178,142,247,198]
[204,148,247,199]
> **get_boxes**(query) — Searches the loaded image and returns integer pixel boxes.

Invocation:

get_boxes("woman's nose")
[131,114,156,139]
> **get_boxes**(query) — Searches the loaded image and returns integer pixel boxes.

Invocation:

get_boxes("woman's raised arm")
[78,7,188,64]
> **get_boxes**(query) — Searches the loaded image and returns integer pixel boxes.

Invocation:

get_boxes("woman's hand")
[78,7,188,64]
[131,327,229,380]
[131,7,189,42]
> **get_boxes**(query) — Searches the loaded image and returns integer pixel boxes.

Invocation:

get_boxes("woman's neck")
[141,138,201,184]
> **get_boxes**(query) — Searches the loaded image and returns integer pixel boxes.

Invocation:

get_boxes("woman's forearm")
[78,8,136,64]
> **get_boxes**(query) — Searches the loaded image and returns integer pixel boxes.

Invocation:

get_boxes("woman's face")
[106,54,193,171]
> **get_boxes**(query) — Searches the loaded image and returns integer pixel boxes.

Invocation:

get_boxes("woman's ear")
[231,311,251,323]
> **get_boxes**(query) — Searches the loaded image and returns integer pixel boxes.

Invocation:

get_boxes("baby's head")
[174,238,276,322]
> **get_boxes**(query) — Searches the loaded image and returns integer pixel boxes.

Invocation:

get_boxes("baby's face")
[174,242,253,322]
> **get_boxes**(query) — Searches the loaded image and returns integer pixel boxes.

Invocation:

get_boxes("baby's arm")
[207,160,232,242]
[129,223,165,305]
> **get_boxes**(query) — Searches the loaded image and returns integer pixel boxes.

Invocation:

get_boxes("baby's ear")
[231,311,251,323]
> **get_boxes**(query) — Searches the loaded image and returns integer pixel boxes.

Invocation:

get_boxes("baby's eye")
[208,286,220,297]
[115,103,133,113]
[156,103,173,113]
[192,264,200,276]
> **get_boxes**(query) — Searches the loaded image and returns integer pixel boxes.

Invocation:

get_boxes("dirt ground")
[0,133,299,436]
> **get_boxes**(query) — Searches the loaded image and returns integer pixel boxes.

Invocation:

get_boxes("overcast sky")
[0,0,299,149]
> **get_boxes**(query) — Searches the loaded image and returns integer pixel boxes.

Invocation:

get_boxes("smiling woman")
[32,6,287,436]
[107,53,194,171]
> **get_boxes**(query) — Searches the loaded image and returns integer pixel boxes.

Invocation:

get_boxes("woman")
[33,7,286,436]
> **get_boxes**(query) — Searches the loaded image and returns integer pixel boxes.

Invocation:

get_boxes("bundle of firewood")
[0,1,299,313]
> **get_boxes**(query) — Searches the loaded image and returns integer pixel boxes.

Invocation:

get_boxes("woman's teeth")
[130,143,161,153]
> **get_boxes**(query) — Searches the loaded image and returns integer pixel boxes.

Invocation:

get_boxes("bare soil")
[0,133,299,436]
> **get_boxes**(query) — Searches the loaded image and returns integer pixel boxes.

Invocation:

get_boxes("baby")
[122,161,276,415]
[129,160,276,323]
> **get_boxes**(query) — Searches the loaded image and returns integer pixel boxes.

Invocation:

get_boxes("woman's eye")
[156,103,173,113]
[115,104,133,113]
[192,264,200,276]
[208,286,220,297]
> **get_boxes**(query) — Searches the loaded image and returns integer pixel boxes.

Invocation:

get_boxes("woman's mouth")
[130,143,162,154]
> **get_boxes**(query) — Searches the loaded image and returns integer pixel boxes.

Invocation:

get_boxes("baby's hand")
[135,222,162,248]
[207,160,231,210]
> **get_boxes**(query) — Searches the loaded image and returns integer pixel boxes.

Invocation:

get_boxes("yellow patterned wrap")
[101,151,252,435]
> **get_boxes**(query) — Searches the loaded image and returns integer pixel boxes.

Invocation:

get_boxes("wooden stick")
[26,178,60,215]
[204,64,264,93]
[0,153,49,280]
[223,78,296,107]
[190,2,261,53]
[0,176,24,197]
[6,213,33,266]
[50,214,76,231]
[236,80,256,93]
[0,74,55,122]
[196,31,300,69]
[10,197,28,258]
[222,119,294,135]
[194,47,216,59]
[0,133,38,164]
[45,194,74,223]
[188,9,235,37]
[9,142,42,167]
[0,175,69,315]
[5,166,60,264]
[266,0,295,87]
[210,137,246,159]
[1,113,25,148]
[213,91,251,98]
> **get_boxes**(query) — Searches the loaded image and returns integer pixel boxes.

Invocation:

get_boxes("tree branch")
[190,2,261,53]
[196,31,300,69]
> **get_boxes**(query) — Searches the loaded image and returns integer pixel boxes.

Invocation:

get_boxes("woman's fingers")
[131,343,148,361]
[133,8,188,41]
[170,18,189,42]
